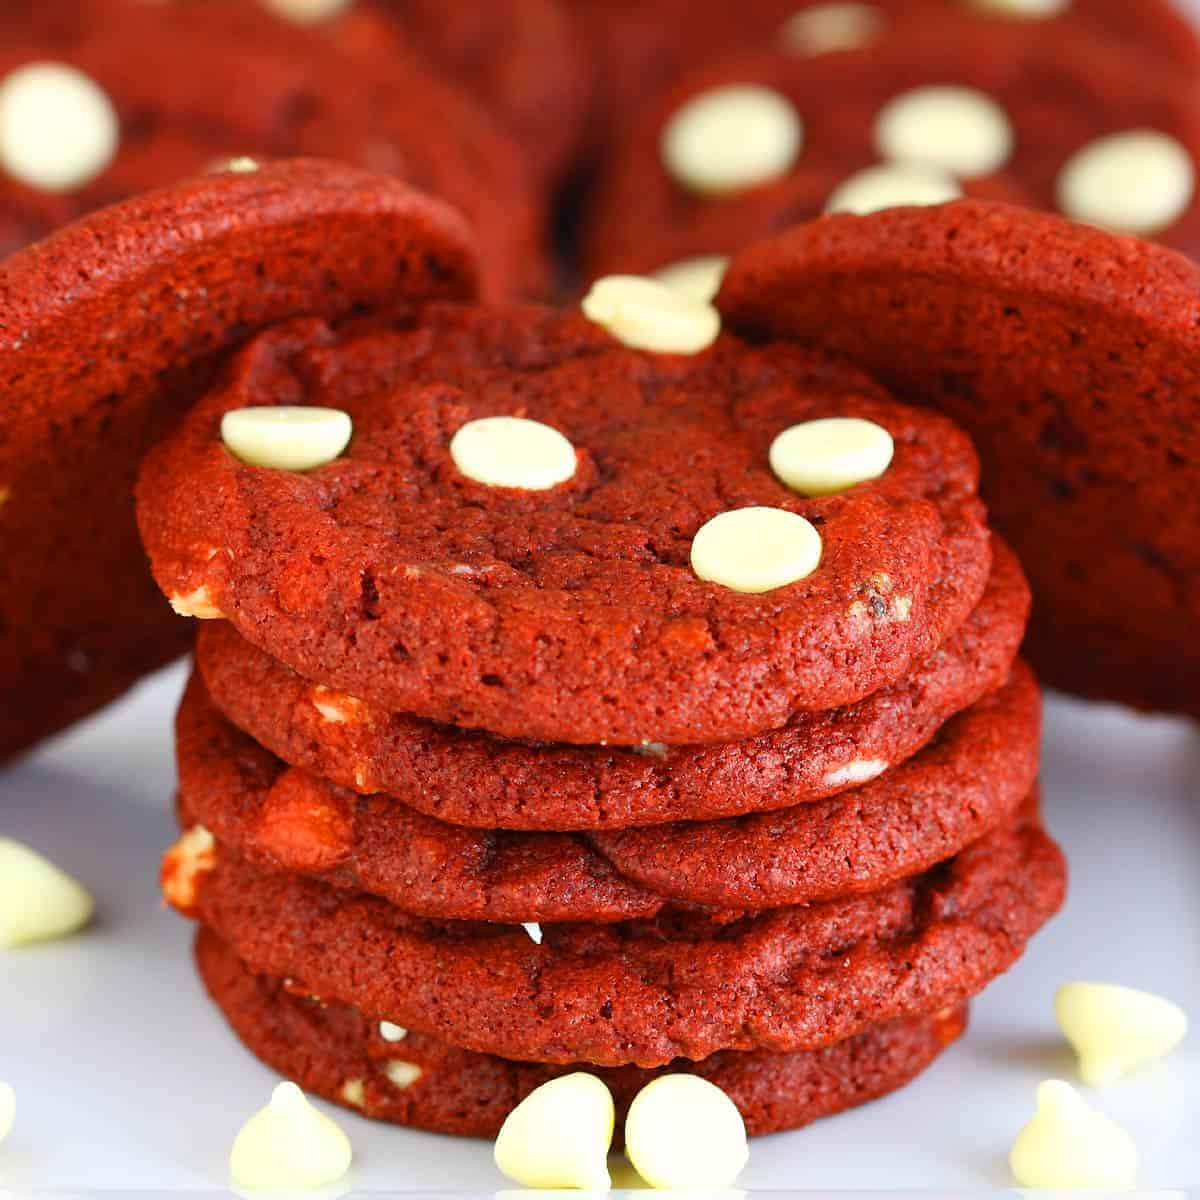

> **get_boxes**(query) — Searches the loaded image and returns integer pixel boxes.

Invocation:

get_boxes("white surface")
[1,663,1198,1195]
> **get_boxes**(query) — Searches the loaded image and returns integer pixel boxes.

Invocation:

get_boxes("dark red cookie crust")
[197,928,969,1140]
[0,161,478,763]
[169,803,1064,1066]
[721,200,1200,718]
[584,22,1200,281]
[195,538,1029,830]
[176,661,1039,920]
[138,303,991,746]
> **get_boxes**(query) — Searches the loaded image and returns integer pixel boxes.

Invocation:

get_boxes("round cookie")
[569,0,1200,155]
[0,160,478,762]
[0,5,543,297]
[583,21,1200,281]
[175,660,1038,919]
[720,199,1200,717]
[138,303,991,746]
[196,537,1028,829]
[197,928,969,1139]
[166,803,1064,1066]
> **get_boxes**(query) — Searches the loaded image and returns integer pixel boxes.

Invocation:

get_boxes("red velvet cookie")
[721,200,1200,717]
[197,927,969,1139]
[0,6,543,297]
[137,303,991,746]
[195,537,1028,829]
[0,161,478,762]
[176,661,1038,920]
[166,802,1064,1066]
[584,22,1200,281]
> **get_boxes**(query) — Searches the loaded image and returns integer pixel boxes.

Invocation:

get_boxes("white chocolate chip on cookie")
[230,1081,353,1192]
[876,85,1014,177]
[662,85,802,193]
[582,275,720,353]
[450,417,577,491]
[625,1075,749,1190]
[770,417,895,495]
[0,838,94,949]
[522,922,544,945]
[221,406,353,471]
[208,155,261,174]
[691,508,822,593]
[1056,981,1188,1087]
[384,1061,423,1089]
[1057,131,1194,235]
[379,1021,408,1043]
[494,1073,615,1190]
[780,3,885,54]
[825,162,962,214]
[822,757,888,788]
[0,63,118,192]
[259,0,353,21]
[1010,1080,1138,1190]
[967,0,1068,14]
[311,686,366,725]
[652,255,730,304]
[161,825,216,911]
[169,585,225,620]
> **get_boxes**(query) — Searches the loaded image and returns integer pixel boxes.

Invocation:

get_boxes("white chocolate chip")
[259,0,353,21]
[890,595,912,622]
[494,1073,614,1190]
[967,0,1069,13]
[651,255,730,304]
[780,3,885,54]
[661,85,803,194]
[1010,1080,1138,1190]
[340,1079,365,1108]
[522,922,544,945]
[0,838,94,949]
[876,85,1014,177]
[450,417,577,491]
[1056,982,1188,1087]
[823,757,888,788]
[625,1075,748,1190]
[208,155,261,174]
[1057,131,1194,235]
[691,507,822,594]
[169,585,225,620]
[311,686,366,725]
[221,406,352,472]
[384,1061,423,1090]
[770,417,895,496]
[161,825,216,911]
[230,1081,352,1192]
[379,1021,408,1043]
[0,63,118,192]
[583,275,720,354]
[0,1082,14,1144]
[825,162,962,214]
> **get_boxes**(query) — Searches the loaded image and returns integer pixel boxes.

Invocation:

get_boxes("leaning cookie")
[198,927,969,1139]
[0,161,478,762]
[584,20,1200,282]
[137,302,991,746]
[165,802,1063,1066]
[720,199,1200,718]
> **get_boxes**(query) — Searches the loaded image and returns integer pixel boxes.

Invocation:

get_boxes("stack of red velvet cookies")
[131,180,1065,1138]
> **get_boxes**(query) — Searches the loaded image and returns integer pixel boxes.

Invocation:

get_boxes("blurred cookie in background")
[582,19,1200,283]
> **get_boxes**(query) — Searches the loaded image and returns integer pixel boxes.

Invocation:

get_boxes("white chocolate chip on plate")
[625,1074,749,1190]
[1009,1079,1138,1190]
[780,3,886,54]
[0,62,119,192]
[258,0,353,22]
[967,0,1069,14]
[230,1081,353,1191]
[662,84,803,194]
[582,275,720,354]
[770,417,895,495]
[450,416,577,491]
[221,405,352,471]
[651,255,730,304]
[494,1073,614,1190]
[875,85,1014,177]
[1057,130,1195,235]
[0,1081,14,1144]
[825,162,963,214]
[0,838,94,949]
[691,507,822,593]
[1056,981,1188,1087]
